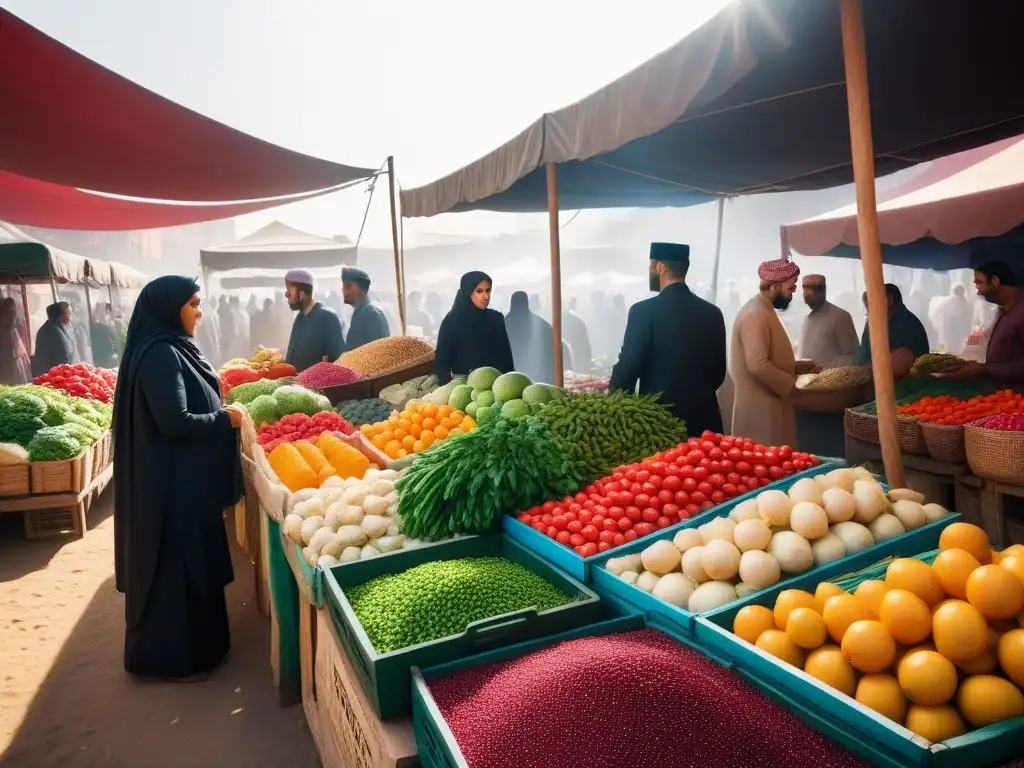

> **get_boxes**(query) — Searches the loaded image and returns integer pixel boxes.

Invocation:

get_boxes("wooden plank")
[0,462,114,513]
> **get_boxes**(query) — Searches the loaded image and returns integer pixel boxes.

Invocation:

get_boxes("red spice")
[428,629,866,768]
[257,410,354,450]
[296,362,361,389]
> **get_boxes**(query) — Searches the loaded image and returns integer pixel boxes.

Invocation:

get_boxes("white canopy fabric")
[200,220,356,272]
[783,135,1024,256]
[0,220,89,283]
[107,260,148,289]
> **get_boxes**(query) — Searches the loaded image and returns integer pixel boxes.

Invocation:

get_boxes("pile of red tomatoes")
[514,431,820,558]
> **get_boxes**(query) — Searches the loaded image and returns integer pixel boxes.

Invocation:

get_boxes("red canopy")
[0,10,376,202]
[0,169,348,230]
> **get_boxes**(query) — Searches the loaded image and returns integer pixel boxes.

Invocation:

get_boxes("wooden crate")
[91,431,113,476]
[0,462,30,497]
[30,448,92,494]
[16,462,114,539]
[312,607,419,768]
[301,600,321,750]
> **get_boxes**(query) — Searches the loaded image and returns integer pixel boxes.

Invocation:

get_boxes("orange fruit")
[422,417,438,431]
[956,675,1024,727]
[401,435,415,450]
[755,629,806,668]
[931,548,981,600]
[956,648,998,675]
[1001,555,1024,586]
[774,590,817,630]
[855,674,908,724]
[393,428,408,441]
[442,416,460,430]
[412,440,425,453]
[938,522,992,565]
[433,425,450,440]
[931,600,988,662]
[410,413,423,425]
[396,448,408,459]
[885,558,945,608]
[371,435,386,450]
[379,429,395,443]
[814,582,846,614]
[897,650,957,705]
[437,404,453,417]
[904,705,966,743]
[384,439,401,455]
[822,594,875,644]
[421,403,438,417]
[462,416,477,429]
[398,418,412,431]
[733,605,776,646]
[803,646,857,697]
[410,424,422,438]
[998,628,1024,686]
[842,620,896,673]
[420,431,435,448]
[965,564,1024,620]
[878,589,932,645]
[360,423,373,436]
[854,580,889,617]
[894,642,935,669]
[786,607,828,650]
[449,427,465,437]
[1001,543,1024,560]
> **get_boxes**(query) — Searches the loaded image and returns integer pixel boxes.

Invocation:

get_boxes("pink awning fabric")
[0,10,376,201]
[783,135,1024,255]
[0,170,348,230]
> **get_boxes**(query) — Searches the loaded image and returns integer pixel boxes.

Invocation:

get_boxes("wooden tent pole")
[841,0,905,487]
[386,156,407,335]
[546,162,565,387]
[710,197,725,303]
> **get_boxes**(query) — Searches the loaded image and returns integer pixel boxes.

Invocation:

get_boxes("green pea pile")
[346,557,575,653]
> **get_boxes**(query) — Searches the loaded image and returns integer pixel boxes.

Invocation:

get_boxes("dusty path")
[0,495,318,767]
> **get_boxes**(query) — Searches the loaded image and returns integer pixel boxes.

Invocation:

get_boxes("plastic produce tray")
[411,604,886,768]
[695,549,1024,768]
[589,466,961,638]
[503,458,844,582]
[322,533,601,719]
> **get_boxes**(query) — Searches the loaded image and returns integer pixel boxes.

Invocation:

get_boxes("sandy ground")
[0,495,319,768]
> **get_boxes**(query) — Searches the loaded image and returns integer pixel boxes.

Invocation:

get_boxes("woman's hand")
[225,403,246,429]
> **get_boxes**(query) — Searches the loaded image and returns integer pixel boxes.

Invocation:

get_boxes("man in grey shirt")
[799,274,859,367]
[284,268,346,372]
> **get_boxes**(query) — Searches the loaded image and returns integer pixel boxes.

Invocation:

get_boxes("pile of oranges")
[897,389,1024,425]
[733,522,1024,744]
[360,400,476,460]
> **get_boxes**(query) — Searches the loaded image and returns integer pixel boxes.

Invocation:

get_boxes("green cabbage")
[27,427,81,462]
[246,394,282,427]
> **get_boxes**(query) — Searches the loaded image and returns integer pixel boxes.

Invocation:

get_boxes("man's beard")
[288,299,303,311]
[982,291,999,304]
[805,297,825,311]
[772,293,793,311]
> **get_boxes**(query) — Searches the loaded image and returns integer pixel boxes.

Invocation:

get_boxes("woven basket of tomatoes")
[965,413,1024,485]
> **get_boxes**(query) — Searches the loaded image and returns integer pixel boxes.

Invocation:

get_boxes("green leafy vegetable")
[27,427,81,462]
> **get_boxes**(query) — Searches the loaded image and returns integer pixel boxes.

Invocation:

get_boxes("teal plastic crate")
[411,607,885,768]
[588,466,959,637]
[503,458,843,581]
[412,608,647,768]
[322,533,601,719]
[695,550,1024,767]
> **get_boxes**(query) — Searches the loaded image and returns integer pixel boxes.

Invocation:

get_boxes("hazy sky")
[2,0,731,245]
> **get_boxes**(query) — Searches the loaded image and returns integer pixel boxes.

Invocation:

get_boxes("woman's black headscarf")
[114,276,242,622]
[452,271,492,326]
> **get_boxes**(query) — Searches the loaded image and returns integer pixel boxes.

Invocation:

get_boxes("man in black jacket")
[609,242,727,434]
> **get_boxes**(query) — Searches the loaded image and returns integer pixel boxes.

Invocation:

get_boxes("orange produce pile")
[732,523,1024,744]
[360,400,476,460]
[896,389,1024,425]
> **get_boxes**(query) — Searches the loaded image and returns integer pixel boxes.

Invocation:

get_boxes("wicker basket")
[793,383,870,414]
[896,416,927,455]
[845,408,880,444]
[964,424,1024,485]
[920,421,967,464]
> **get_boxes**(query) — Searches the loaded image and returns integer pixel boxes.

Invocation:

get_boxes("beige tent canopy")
[107,260,148,289]
[199,220,357,273]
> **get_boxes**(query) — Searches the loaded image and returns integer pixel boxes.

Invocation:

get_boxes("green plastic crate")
[412,609,647,768]
[695,549,1024,767]
[322,533,601,719]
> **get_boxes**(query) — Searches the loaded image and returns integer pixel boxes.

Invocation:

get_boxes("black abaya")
[433,271,515,384]
[113,276,242,678]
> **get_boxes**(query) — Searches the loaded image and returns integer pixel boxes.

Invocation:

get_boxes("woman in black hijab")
[433,271,514,384]
[113,276,246,681]
[32,301,77,376]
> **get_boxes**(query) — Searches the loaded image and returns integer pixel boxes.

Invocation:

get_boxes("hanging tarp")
[0,220,88,283]
[401,0,1024,217]
[0,10,377,202]
[0,168,353,231]
[783,134,1024,269]
[200,220,356,272]
[107,260,148,289]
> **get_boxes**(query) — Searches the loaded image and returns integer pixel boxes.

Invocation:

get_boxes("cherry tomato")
[662,475,682,492]
[793,459,808,471]
[551,516,568,530]
[532,522,546,532]
[635,470,651,484]
[692,466,710,482]
[764,450,779,467]
[641,508,660,523]
[596,542,611,553]
[623,506,641,523]
[574,545,585,555]
[599,530,617,544]
[542,500,556,514]
[649,461,668,476]
[619,491,635,507]
[673,490,690,506]
[580,542,599,557]
[708,473,724,489]
[567,520,583,534]
[634,522,655,537]
[697,481,714,497]
[657,489,674,505]
[778,445,793,460]
[708,447,725,461]
[656,515,673,529]
[701,430,717,441]
[569,533,586,547]
[700,501,715,511]
[648,475,664,490]
[623,529,638,542]
[726,472,741,485]
[769,465,785,480]
[625,468,638,482]
[727,447,743,462]
[555,531,572,545]
[753,464,769,478]
[682,477,698,493]
[647,495,663,511]
[634,493,651,509]
[563,510,577,522]
[546,526,558,538]
[613,533,626,547]
[690,491,707,505]
[758,477,771,487]
[581,525,599,542]
[678,465,695,479]
[578,511,594,526]
[641,482,659,496]
[600,518,617,533]
[746,477,760,491]
[719,460,735,474]
[686,450,705,464]
[617,516,634,531]
[661,503,680,520]
[516,512,532,523]
[736,461,752,475]
[592,514,605,527]
[685,503,700,518]
[711,490,726,505]
[574,492,588,503]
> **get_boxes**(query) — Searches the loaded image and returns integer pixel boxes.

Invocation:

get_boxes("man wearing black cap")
[342,267,390,349]
[610,243,727,434]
